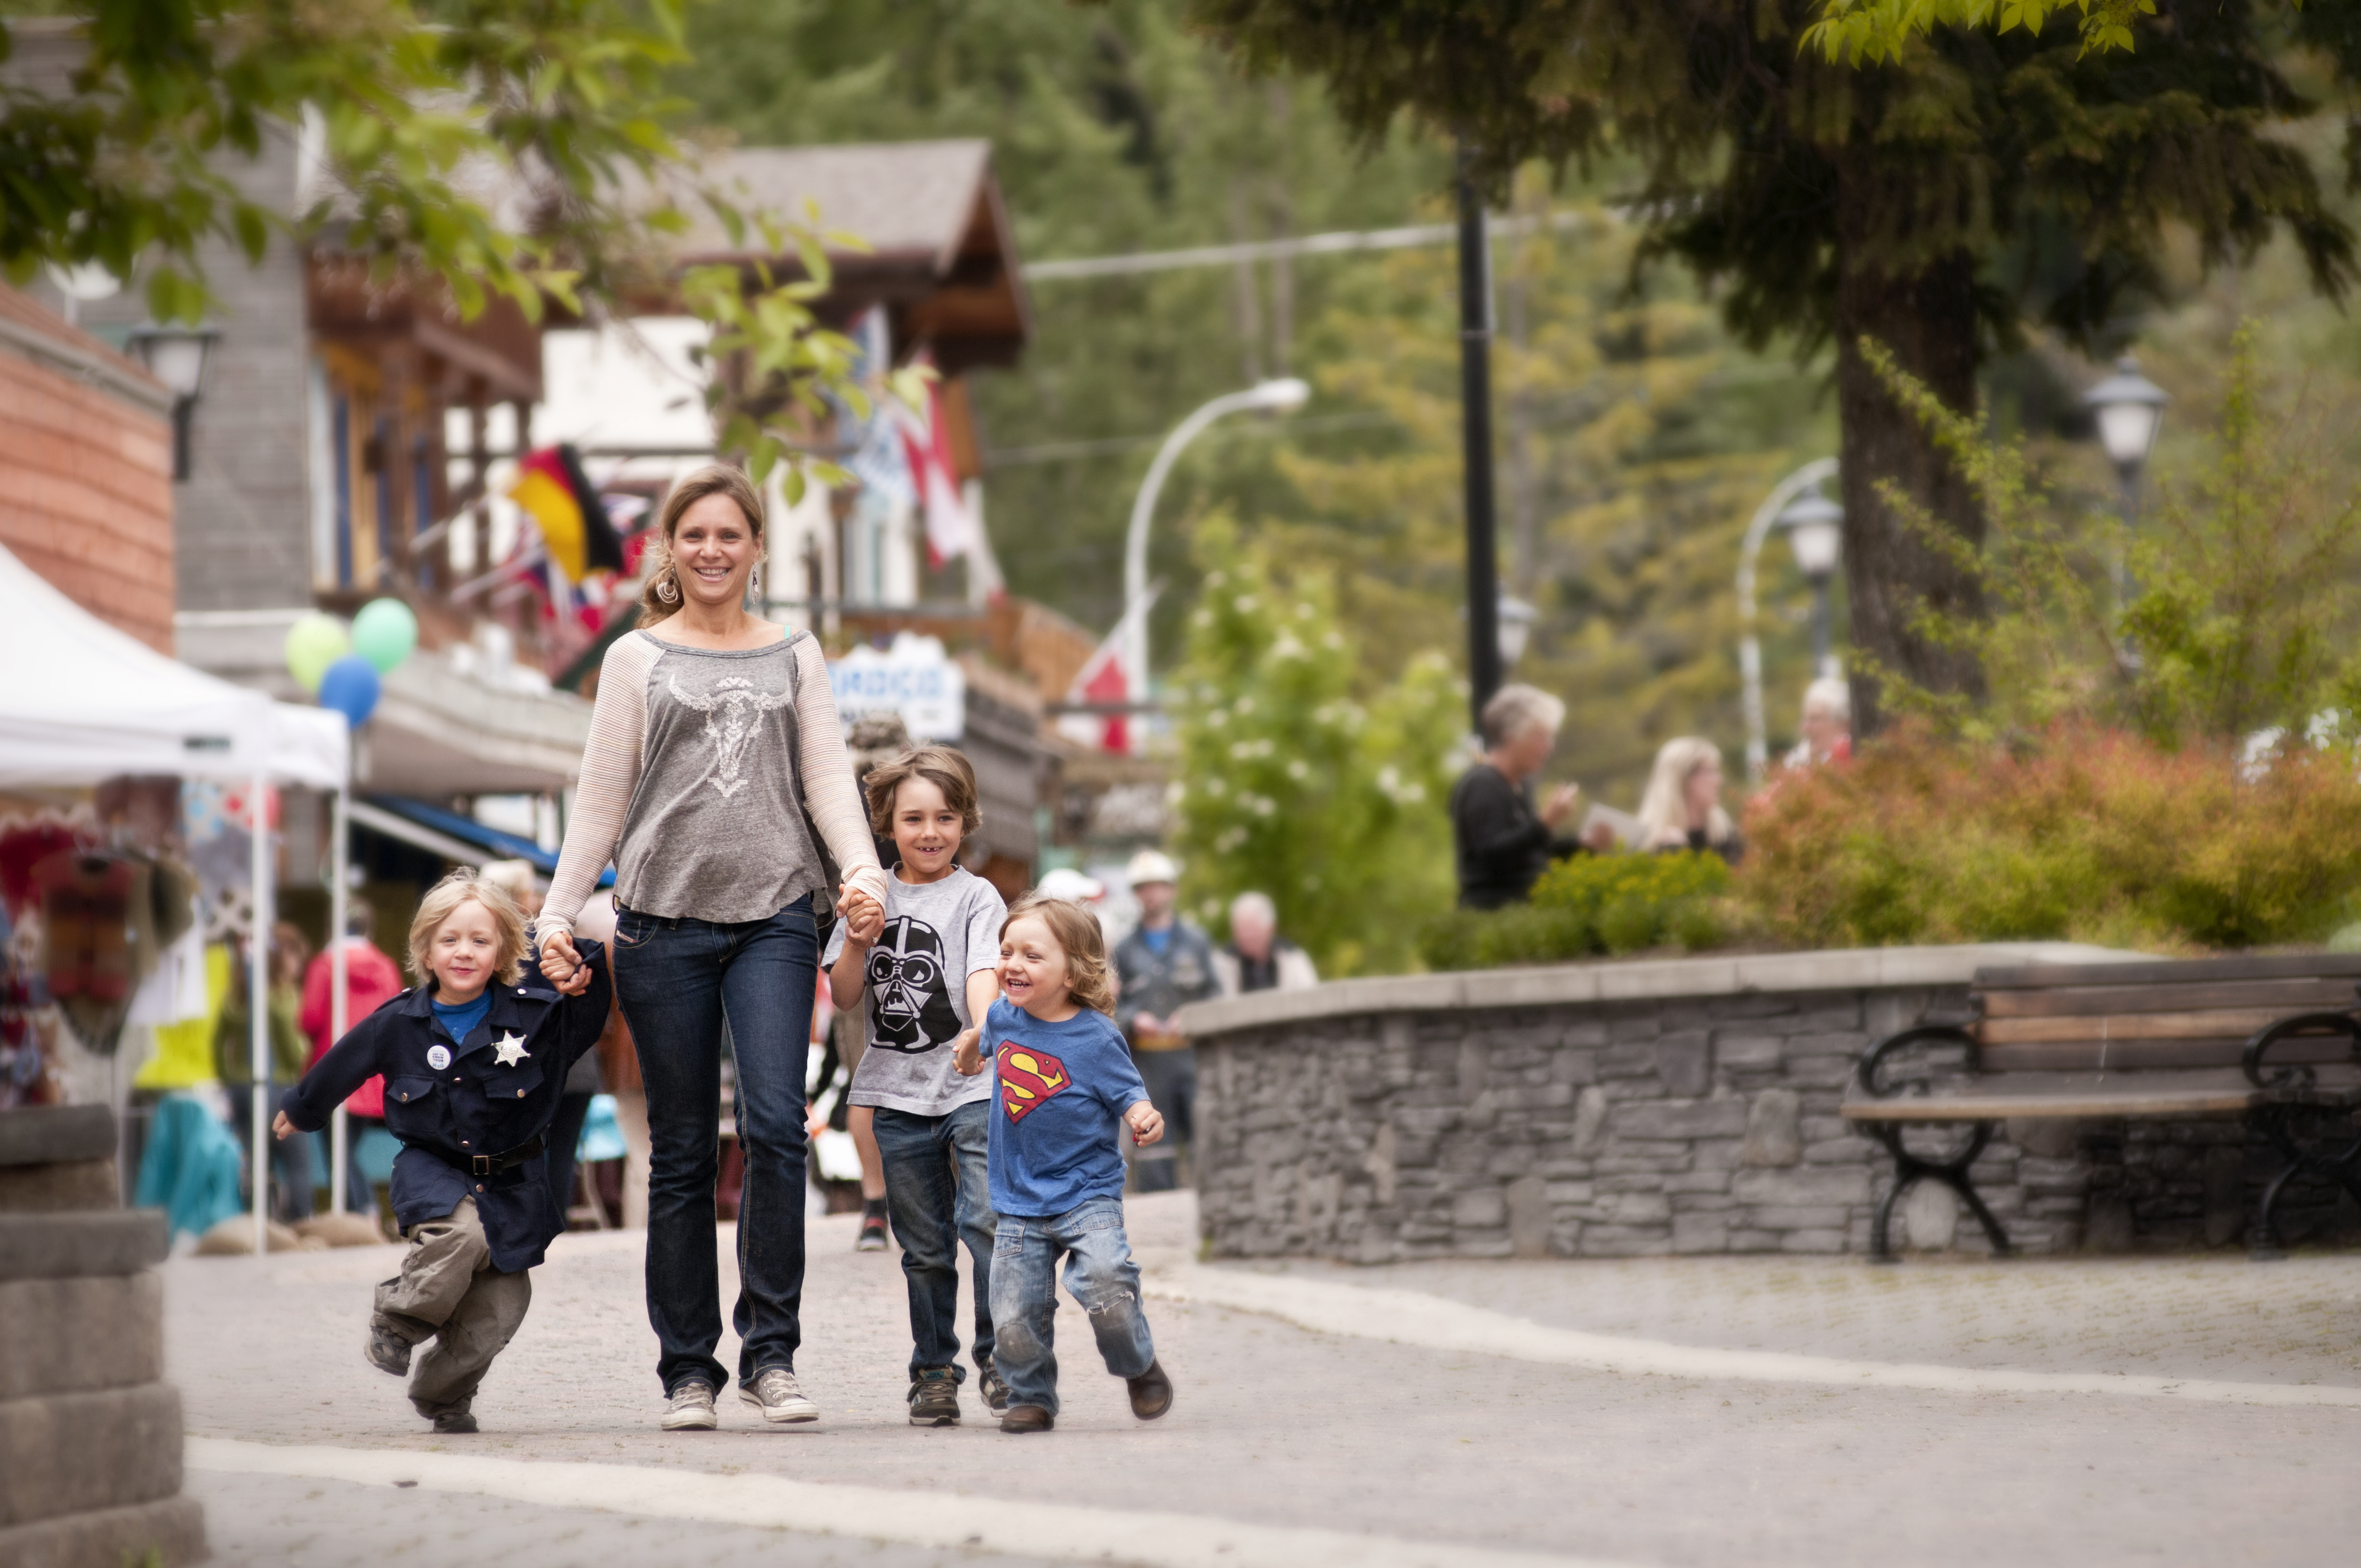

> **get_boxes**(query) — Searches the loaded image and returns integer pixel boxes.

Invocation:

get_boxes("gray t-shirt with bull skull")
[825,865,1007,1117]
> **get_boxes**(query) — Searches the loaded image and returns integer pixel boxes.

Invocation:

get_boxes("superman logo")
[997,1043,1072,1124]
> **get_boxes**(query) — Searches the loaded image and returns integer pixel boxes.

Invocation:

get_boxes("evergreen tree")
[1185,0,2360,731]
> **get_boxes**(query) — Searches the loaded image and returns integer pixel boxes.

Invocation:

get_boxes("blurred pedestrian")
[1638,737,1743,864]
[1111,850,1215,1193]
[1450,683,1610,908]
[298,901,405,1216]
[1213,892,1319,996]
[1783,677,1853,770]
[217,924,314,1221]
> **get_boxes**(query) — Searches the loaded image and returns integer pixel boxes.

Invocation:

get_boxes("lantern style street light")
[1495,594,1538,668]
[2083,355,2168,606]
[1737,456,1838,780]
[1777,484,1845,679]
[1120,376,1310,739]
[126,323,220,482]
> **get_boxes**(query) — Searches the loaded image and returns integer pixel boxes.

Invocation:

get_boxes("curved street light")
[1738,456,1839,781]
[1778,483,1845,680]
[1120,377,1310,738]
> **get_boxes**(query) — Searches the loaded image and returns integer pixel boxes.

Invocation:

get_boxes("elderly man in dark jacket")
[1450,683,1609,908]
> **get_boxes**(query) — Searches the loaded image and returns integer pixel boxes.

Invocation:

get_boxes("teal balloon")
[318,655,381,730]
[352,598,418,674]
[283,612,349,694]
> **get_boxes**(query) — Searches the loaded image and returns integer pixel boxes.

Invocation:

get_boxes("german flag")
[509,445,625,583]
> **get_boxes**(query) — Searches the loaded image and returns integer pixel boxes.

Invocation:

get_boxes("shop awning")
[351,795,612,886]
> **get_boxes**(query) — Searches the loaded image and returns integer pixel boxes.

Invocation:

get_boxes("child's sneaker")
[977,1358,1010,1414]
[1126,1359,1173,1421]
[999,1403,1054,1434]
[856,1200,889,1251]
[661,1380,717,1431]
[432,1408,478,1435]
[907,1366,961,1427]
[739,1367,820,1423]
[365,1322,411,1376]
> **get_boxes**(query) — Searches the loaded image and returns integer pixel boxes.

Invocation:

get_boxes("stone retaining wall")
[1178,944,2157,1263]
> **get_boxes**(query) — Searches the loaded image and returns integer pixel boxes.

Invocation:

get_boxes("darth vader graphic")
[865,916,963,1053]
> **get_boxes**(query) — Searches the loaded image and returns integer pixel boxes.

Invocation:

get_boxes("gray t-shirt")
[825,865,1007,1115]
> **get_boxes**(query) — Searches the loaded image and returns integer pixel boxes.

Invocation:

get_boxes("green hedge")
[1418,851,1734,970]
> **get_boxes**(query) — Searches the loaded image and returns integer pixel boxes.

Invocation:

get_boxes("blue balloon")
[318,654,381,730]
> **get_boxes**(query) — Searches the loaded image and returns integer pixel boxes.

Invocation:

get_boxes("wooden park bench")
[1843,954,2361,1262]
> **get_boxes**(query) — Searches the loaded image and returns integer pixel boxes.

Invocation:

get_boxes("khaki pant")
[372,1196,531,1419]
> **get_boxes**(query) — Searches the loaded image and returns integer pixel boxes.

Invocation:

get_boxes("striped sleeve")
[540,633,659,939]
[791,631,889,910]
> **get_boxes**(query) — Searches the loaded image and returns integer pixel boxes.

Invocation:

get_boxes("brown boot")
[1126,1359,1173,1420]
[999,1403,1055,1433]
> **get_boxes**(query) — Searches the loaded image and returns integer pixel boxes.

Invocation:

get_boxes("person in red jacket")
[300,901,406,1215]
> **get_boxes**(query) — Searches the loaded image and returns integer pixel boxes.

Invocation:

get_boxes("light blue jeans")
[987,1194,1155,1416]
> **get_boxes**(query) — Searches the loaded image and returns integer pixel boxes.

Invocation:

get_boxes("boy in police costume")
[275,868,607,1433]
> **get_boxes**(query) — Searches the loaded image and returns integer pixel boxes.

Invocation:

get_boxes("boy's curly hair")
[1002,892,1114,1015]
[863,744,983,840]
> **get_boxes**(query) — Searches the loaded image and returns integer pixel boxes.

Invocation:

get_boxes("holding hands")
[1123,1100,1165,1147]
[836,887,885,946]
[533,930,595,995]
[952,1025,986,1077]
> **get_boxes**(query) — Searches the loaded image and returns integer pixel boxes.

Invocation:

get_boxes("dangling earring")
[655,571,680,605]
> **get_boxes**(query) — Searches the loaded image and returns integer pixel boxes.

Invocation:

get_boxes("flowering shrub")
[1418,850,1735,969]
[1737,722,2361,950]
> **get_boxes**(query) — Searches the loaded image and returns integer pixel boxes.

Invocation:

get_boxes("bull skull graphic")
[667,674,793,799]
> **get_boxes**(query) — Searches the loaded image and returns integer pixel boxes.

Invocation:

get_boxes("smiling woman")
[534,462,889,1433]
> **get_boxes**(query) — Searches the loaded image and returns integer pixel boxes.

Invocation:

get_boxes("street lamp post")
[1120,377,1310,727]
[2083,355,2168,600]
[1738,457,1840,781]
[1778,485,1845,679]
[1456,145,1502,732]
[125,323,219,482]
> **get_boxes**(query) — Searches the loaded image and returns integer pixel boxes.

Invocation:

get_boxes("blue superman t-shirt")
[983,998,1149,1217]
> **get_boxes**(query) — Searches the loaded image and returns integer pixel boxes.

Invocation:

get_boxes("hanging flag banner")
[508,444,625,584]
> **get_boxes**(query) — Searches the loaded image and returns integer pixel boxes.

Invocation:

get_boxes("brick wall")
[0,289,175,651]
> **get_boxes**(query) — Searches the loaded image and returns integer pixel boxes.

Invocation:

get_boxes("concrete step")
[0,1106,114,1168]
[0,1383,183,1528]
[0,1211,165,1283]
[0,1274,163,1400]
[0,1493,206,1568]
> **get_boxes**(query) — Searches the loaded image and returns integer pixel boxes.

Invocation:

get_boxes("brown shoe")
[1126,1359,1173,1420]
[999,1403,1055,1433]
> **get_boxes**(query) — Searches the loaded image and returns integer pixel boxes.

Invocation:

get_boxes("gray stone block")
[1505,1174,1551,1259]
[1652,1033,1711,1097]
[0,1107,115,1168]
[1713,1035,1785,1071]
[0,1160,118,1213]
[1743,1205,1855,1229]
[1600,1192,1672,1225]
[1570,1086,1608,1157]
[1742,1089,1803,1167]
[1451,1188,1507,1230]
[2085,1192,2135,1253]
[0,1213,165,1284]
[1671,1213,1730,1253]
[0,1384,182,1526]
[0,1494,205,1568]
[1732,1167,1872,1206]
[1780,1228,1851,1253]
[0,1275,162,1401]
[1578,1224,1673,1256]
[1613,1099,1748,1141]
[1663,1169,1732,1194]
[1802,1139,1869,1164]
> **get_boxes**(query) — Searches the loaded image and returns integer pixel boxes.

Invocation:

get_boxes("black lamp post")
[1456,144,1501,731]
[126,323,219,482]
[2083,355,2168,601]
[1777,485,1845,678]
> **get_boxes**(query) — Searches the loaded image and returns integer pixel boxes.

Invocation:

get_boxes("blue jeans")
[612,897,817,1396]
[987,1195,1155,1416]
[871,1101,995,1380]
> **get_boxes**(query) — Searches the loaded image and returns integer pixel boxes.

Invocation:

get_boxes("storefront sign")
[829,631,965,740]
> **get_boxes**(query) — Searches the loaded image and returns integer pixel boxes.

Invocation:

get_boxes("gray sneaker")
[661,1380,717,1431]
[908,1366,961,1427]
[977,1358,1010,1414]
[739,1367,820,1424]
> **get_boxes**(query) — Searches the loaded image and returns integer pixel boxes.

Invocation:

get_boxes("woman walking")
[537,464,887,1432]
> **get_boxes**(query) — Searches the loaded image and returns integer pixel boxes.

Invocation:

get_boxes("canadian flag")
[1057,587,1159,755]
[896,357,976,568]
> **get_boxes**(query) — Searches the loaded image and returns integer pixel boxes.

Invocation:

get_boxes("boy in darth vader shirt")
[275,867,606,1433]
[827,745,1008,1427]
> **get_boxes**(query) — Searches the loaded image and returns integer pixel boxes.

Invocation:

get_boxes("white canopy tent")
[0,542,352,1252]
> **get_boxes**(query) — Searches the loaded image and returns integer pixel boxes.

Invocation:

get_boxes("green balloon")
[352,598,418,674]
[284,612,350,694]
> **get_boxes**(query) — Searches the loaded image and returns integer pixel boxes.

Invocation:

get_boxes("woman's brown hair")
[863,745,983,840]
[637,464,766,628]
[1001,892,1116,1015]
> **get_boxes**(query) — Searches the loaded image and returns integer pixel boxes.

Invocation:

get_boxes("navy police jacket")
[279,942,608,1272]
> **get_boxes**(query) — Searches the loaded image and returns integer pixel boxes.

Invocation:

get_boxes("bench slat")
[1975,1010,2352,1044]
[1978,979,2361,1019]
[1844,1088,2262,1119]
[1972,953,2361,990]
[1978,1037,2357,1072]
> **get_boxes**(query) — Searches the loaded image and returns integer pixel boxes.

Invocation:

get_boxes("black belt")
[405,1134,547,1179]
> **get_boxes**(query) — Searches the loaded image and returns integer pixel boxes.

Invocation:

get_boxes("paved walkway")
[167,1193,2361,1567]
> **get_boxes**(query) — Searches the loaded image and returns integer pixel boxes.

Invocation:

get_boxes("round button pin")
[426,1045,452,1070]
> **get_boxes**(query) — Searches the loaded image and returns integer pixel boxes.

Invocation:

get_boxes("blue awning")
[354,795,613,886]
